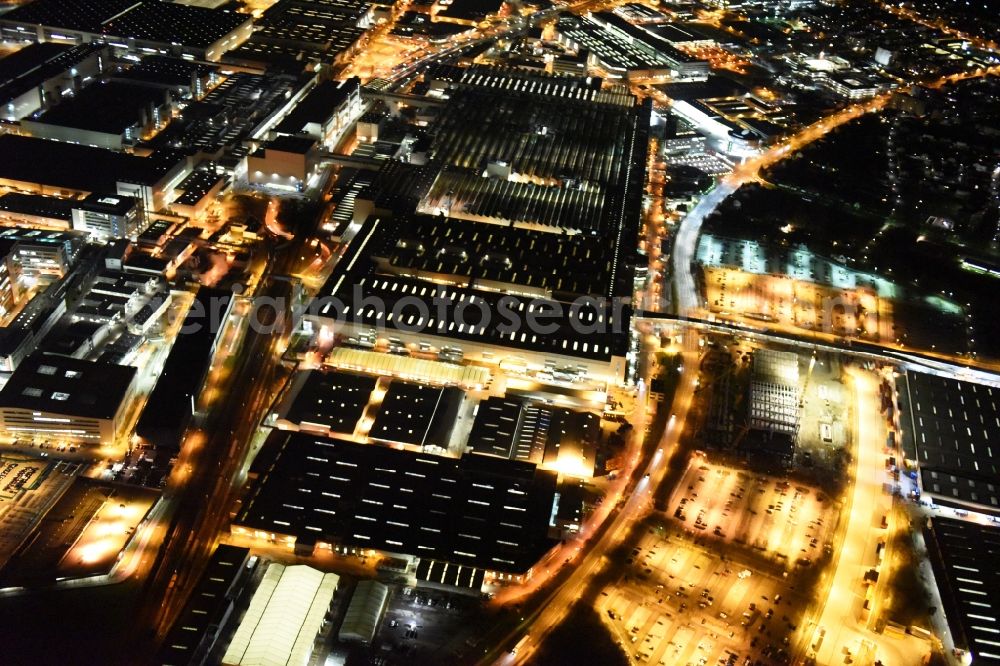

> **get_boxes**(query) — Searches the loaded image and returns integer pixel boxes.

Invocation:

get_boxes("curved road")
[485,330,701,665]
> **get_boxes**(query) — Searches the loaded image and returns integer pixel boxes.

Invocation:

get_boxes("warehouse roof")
[222,563,339,666]
[902,372,1000,515]
[0,134,184,192]
[338,580,388,643]
[236,432,558,573]
[277,369,377,435]
[28,81,168,135]
[924,517,1000,663]
[100,2,250,48]
[468,396,524,459]
[369,381,443,446]
[313,217,631,362]
[0,0,250,49]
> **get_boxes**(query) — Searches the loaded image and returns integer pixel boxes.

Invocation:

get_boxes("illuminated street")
[802,367,930,666]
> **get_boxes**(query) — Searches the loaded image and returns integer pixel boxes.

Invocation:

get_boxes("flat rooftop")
[902,372,1000,514]
[159,545,252,666]
[173,168,224,207]
[0,42,70,83]
[29,81,168,135]
[369,380,446,446]
[0,223,86,250]
[100,2,250,49]
[0,352,136,419]
[436,0,502,22]
[426,64,634,107]
[924,517,1000,663]
[275,77,359,135]
[237,432,558,573]
[467,396,524,459]
[111,55,216,89]
[749,349,800,436]
[515,403,599,470]
[372,212,618,297]
[314,218,631,362]
[0,134,183,192]
[0,192,74,222]
[135,287,232,449]
[1,0,250,49]
[0,0,136,34]
[278,369,377,435]
[0,43,106,109]
[0,477,157,585]
[469,395,599,472]
[429,82,642,189]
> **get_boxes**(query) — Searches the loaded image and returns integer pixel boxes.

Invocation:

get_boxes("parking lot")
[702,267,891,342]
[667,457,836,568]
[598,521,809,666]
[0,458,78,571]
[372,587,483,664]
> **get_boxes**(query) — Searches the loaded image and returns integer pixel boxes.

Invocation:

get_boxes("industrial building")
[0,225,85,285]
[233,432,559,582]
[273,369,377,438]
[900,372,1000,517]
[308,215,634,384]
[0,42,109,121]
[0,192,146,240]
[221,563,339,666]
[923,517,1000,664]
[554,13,709,81]
[245,136,320,192]
[0,134,190,213]
[21,80,173,150]
[169,168,227,219]
[468,396,600,477]
[222,0,366,70]
[432,0,504,26]
[309,69,650,386]
[0,352,137,445]
[135,287,233,450]
[158,545,255,666]
[0,278,68,372]
[0,0,253,62]
[273,77,362,149]
[367,380,462,450]
[738,348,800,467]
[338,580,389,643]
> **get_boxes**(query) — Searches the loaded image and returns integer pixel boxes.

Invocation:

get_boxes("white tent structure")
[338,580,389,644]
[222,563,339,666]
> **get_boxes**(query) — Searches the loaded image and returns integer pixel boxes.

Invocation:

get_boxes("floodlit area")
[702,267,893,341]
[598,520,809,666]
[0,478,157,585]
[667,457,836,567]
[62,484,156,577]
[341,35,424,81]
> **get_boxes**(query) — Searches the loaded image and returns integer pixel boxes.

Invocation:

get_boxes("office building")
[0,352,137,445]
